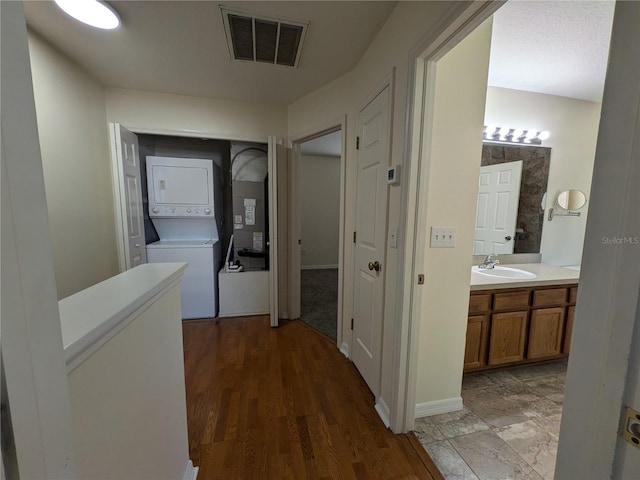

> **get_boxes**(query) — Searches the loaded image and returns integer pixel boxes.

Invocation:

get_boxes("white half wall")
[67,284,190,479]
[484,87,602,266]
[28,30,119,299]
[299,154,341,268]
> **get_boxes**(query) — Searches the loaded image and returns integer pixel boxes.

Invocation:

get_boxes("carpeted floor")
[300,268,338,340]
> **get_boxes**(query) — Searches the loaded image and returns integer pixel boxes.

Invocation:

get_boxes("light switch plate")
[389,225,398,248]
[430,226,456,248]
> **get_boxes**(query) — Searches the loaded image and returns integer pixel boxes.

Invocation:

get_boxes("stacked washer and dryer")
[145,156,223,319]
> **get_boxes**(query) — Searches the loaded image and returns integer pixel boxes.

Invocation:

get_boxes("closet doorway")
[297,130,343,340]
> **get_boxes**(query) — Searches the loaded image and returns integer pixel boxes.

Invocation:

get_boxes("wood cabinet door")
[528,307,565,360]
[488,311,528,366]
[464,315,489,371]
[564,306,575,354]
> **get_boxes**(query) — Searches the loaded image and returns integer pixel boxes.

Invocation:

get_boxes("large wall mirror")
[473,144,551,255]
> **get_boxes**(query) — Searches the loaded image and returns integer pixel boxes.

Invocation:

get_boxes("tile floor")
[415,360,568,480]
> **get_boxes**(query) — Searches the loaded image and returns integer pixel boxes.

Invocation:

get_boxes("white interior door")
[474,160,523,254]
[352,85,391,397]
[268,137,280,327]
[109,123,146,270]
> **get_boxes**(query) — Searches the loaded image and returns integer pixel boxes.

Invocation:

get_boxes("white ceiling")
[489,0,615,102]
[24,1,397,105]
[24,1,616,106]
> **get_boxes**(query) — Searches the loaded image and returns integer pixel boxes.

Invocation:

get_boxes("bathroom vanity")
[465,264,579,372]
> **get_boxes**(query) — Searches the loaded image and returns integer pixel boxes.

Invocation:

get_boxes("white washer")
[146,239,221,319]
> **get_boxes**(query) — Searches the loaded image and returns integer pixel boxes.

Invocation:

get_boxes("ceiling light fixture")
[483,125,550,145]
[54,0,121,30]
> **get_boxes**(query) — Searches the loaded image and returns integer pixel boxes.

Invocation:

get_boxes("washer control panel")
[150,206,212,217]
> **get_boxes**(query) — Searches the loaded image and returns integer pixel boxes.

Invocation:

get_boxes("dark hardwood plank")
[183,316,441,479]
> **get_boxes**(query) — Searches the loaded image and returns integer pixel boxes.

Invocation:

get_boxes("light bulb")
[538,131,550,140]
[485,125,496,135]
[511,129,524,141]
[525,129,538,139]
[54,0,121,30]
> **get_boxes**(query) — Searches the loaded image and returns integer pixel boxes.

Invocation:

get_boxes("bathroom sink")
[472,266,537,279]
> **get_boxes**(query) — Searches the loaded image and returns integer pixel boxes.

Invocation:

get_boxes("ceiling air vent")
[221,8,308,68]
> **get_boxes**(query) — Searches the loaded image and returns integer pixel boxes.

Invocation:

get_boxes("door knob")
[505,236,512,241]
[368,261,381,272]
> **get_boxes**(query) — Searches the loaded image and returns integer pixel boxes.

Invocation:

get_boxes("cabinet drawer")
[493,291,530,311]
[569,287,578,304]
[469,294,491,314]
[532,288,567,307]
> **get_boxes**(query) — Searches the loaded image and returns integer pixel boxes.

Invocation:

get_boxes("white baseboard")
[339,342,349,358]
[301,264,339,270]
[415,397,463,418]
[183,460,198,480]
[375,397,390,428]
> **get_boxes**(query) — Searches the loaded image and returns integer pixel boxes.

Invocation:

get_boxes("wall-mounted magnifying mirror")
[557,189,586,210]
[548,189,587,221]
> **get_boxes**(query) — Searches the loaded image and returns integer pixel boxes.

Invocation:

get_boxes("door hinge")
[351,318,354,330]
[298,239,301,245]
[418,274,425,285]
[353,231,356,243]
[356,136,360,150]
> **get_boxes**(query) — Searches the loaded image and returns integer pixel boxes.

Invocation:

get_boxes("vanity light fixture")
[54,0,121,30]
[483,125,550,145]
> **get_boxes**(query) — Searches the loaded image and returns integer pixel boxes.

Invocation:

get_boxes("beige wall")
[299,154,341,268]
[416,19,493,407]
[288,0,457,411]
[106,87,288,141]
[67,285,190,479]
[28,31,118,299]
[484,87,601,266]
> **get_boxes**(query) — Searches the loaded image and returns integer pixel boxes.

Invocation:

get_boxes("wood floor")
[183,315,443,480]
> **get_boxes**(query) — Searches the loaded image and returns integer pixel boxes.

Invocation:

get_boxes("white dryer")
[145,156,222,319]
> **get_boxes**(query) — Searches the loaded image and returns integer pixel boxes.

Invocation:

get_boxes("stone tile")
[450,430,544,480]
[523,374,566,398]
[508,361,567,381]
[463,370,521,391]
[423,440,479,480]
[463,386,532,428]
[429,408,490,439]
[414,416,445,444]
[532,414,562,440]
[495,420,558,480]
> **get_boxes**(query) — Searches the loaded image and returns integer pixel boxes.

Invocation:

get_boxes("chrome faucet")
[479,253,500,269]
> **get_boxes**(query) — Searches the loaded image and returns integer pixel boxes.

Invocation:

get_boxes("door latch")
[623,406,640,448]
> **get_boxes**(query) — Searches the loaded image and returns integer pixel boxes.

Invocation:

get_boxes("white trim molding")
[339,342,350,358]
[182,460,199,480]
[415,397,463,419]
[375,397,391,428]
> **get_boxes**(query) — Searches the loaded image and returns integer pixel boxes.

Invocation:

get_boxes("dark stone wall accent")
[481,144,551,253]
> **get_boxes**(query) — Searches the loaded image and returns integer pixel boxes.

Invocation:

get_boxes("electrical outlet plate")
[430,226,456,248]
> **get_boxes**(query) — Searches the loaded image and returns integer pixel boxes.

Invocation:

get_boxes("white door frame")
[555,2,640,477]
[288,118,347,349]
[393,1,502,432]
[1,1,76,476]
[108,127,282,322]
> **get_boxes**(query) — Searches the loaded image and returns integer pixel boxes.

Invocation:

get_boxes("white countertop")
[470,263,579,291]
[59,263,186,372]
